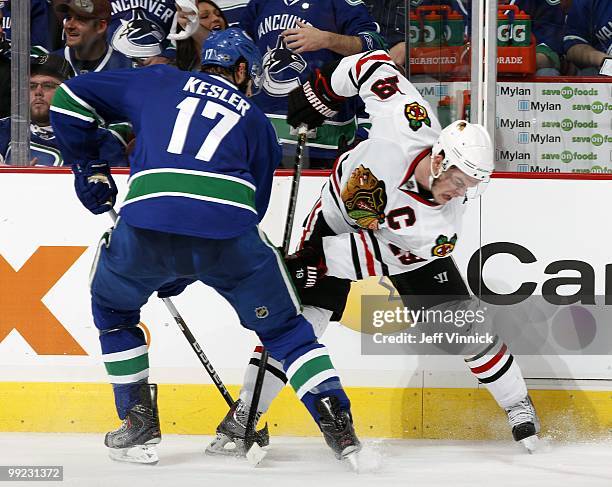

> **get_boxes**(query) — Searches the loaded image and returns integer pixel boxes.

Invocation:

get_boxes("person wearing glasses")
[0,55,127,166]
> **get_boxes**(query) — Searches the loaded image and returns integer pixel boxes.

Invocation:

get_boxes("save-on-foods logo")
[541,119,598,131]
[572,101,612,113]
[541,86,598,99]
[572,166,612,174]
[541,151,597,163]
[572,134,611,146]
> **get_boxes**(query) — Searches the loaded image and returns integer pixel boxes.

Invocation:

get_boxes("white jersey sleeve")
[330,50,441,153]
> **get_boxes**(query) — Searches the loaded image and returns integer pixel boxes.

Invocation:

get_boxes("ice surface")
[1,433,611,487]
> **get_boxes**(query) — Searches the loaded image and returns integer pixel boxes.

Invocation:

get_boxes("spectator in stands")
[108,0,176,66]
[1,0,52,55]
[240,0,385,168]
[174,0,228,71]
[0,55,128,166]
[563,0,612,75]
[0,9,9,119]
[51,0,132,75]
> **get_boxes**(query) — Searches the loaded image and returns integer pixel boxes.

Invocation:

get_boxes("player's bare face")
[63,15,104,49]
[30,75,59,125]
[431,167,480,205]
[198,3,226,32]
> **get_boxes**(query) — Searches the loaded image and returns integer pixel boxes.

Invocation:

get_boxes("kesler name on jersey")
[182,76,252,116]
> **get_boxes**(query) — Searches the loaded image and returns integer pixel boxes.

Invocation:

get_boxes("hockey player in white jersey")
[207,50,540,456]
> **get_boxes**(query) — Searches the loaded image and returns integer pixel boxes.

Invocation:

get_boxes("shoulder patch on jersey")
[341,164,387,230]
[404,102,431,132]
[546,0,560,5]
[431,234,458,257]
[344,0,365,6]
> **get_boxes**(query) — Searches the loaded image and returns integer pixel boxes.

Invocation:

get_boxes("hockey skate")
[505,395,540,453]
[105,383,161,464]
[317,396,361,466]
[205,399,269,457]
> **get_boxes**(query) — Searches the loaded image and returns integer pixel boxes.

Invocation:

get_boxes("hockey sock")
[284,343,350,422]
[239,345,287,413]
[464,336,528,409]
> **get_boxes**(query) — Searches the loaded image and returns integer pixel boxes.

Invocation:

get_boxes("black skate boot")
[505,395,540,453]
[105,383,161,464]
[316,396,361,461]
[205,399,269,456]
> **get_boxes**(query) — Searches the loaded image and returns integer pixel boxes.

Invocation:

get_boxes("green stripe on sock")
[288,354,334,392]
[105,353,149,376]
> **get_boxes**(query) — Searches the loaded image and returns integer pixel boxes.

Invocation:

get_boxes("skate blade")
[343,444,382,474]
[108,444,159,464]
[205,434,246,457]
[246,442,268,467]
[519,434,540,453]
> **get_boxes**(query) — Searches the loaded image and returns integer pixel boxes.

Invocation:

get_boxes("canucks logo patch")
[262,35,307,97]
[431,234,457,257]
[111,9,165,58]
[404,102,432,132]
[341,165,387,230]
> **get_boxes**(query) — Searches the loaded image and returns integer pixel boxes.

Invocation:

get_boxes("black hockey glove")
[287,61,346,130]
[284,246,327,290]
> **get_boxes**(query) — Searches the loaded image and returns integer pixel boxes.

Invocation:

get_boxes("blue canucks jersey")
[50,46,134,76]
[240,0,385,162]
[1,0,51,52]
[564,0,612,55]
[49,65,282,239]
[108,0,176,58]
[0,118,128,167]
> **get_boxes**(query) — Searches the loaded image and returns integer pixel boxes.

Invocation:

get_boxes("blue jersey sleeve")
[50,68,143,164]
[246,114,282,219]
[98,128,129,167]
[563,0,594,53]
[332,0,386,51]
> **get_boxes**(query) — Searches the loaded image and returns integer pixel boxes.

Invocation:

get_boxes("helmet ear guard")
[432,120,494,181]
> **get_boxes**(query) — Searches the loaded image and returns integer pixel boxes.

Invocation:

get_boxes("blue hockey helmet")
[201,28,263,93]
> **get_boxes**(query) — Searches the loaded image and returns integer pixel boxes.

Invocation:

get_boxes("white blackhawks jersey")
[307,50,468,281]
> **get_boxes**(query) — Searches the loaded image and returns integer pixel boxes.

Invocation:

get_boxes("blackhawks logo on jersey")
[404,102,431,132]
[431,234,457,257]
[341,165,387,230]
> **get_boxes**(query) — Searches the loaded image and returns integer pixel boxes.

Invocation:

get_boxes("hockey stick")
[106,208,234,407]
[245,125,308,465]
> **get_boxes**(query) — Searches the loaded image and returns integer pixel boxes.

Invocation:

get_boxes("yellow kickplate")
[0,382,610,439]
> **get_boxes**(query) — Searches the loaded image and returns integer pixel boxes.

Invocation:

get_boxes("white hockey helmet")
[431,120,494,182]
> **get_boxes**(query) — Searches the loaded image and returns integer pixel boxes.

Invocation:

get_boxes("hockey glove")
[157,278,196,298]
[287,61,346,130]
[72,161,118,215]
[284,246,327,290]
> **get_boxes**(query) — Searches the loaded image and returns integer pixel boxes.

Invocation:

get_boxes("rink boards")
[0,169,611,438]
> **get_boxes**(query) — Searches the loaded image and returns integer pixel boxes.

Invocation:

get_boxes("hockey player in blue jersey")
[49,28,361,465]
